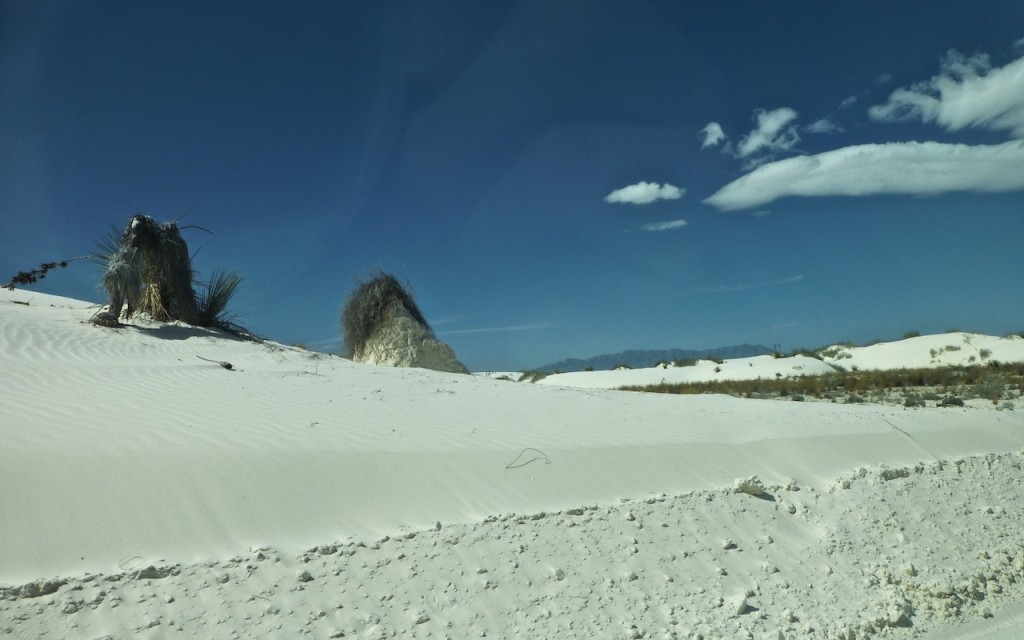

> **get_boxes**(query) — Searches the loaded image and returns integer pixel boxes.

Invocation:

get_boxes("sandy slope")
[2,289,1024,639]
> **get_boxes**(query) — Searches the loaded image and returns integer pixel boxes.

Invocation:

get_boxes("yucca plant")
[92,214,242,330]
[196,269,244,329]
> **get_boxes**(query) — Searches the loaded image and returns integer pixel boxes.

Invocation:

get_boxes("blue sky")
[3,1,1023,371]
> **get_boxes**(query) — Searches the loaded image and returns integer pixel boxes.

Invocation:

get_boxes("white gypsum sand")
[1,288,1023,639]
[536,333,1024,391]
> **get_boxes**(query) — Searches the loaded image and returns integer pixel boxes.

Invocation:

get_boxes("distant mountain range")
[533,344,774,373]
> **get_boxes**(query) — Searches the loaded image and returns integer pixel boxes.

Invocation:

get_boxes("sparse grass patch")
[819,347,852,360]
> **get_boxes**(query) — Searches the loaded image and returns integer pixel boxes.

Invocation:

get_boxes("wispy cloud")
[805,118,843,134]
[689,274,804,296]
[736,107,801,158]
[704,140,1024,211]
[869,51,1024,138]
[839,95,858,110]
[641,219,688,232]
[698,122,727,149]
[605,181,684,205]
[439,323,554,336]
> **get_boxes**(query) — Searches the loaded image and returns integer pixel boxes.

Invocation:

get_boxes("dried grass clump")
[340,271,430,358]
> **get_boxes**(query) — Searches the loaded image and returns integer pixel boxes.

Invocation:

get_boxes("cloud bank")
[869,51,1024,138]
[605,181,683,205]
[704,140,1024,211]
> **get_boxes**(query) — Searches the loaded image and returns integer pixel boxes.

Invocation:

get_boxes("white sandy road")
[2,288,1024,638]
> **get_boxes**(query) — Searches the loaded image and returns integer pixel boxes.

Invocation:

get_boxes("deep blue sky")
[3,1,1023,371]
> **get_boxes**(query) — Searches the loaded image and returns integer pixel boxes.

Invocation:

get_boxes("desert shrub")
[980,348,992,360]
[973,373,1007,403]
[613,363,632,370]
[904,394,925,408]
[340,271,430,358]
[673,358,697,367]
[903,330,921,339]
[519,371,549,383]
[945,344,961,352]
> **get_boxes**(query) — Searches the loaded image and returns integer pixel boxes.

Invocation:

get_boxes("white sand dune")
[538,355,837,389]
[2,288,1024,639]
[537,333,1024,390]
[819,333,1024,372]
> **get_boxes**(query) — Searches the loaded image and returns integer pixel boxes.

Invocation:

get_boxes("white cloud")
[605,181,684,205]
[703,140,1024,211]
[839,95,858,110]
[641,219,688,232]
[869,51,1024,138]
[698,122,727,149]
[875,72,893,85]
[806,118,843,134]
[736,108,800,158]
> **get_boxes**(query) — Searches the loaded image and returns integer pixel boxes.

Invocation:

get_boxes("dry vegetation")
[620,362,1024,408]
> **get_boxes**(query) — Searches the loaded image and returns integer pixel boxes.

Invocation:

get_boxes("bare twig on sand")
[505,448,551,469]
